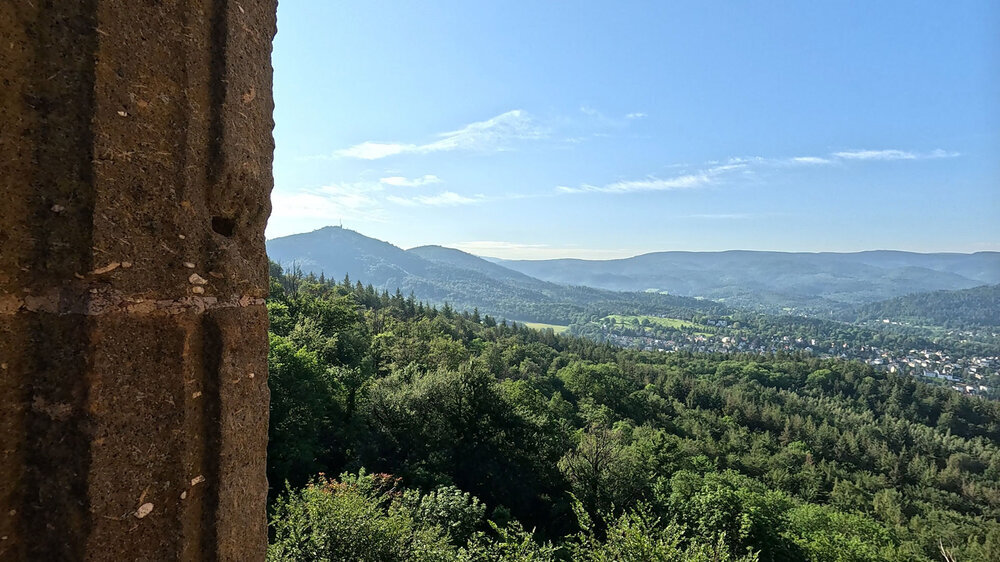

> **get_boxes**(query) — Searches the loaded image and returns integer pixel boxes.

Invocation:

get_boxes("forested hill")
[494,250,1000,314]
[850,284,1000,328]
[265,226,728,324]
[407,244,552,290]
[266,265,1000,561]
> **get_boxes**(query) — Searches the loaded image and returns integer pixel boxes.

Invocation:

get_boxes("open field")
[604,314,715,337]
[606,314,701,330]
[522,322,570,334]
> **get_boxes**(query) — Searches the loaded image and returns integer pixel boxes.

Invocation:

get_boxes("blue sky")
[269,1,999,258]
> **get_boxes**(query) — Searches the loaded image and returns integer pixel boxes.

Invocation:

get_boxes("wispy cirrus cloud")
[379,174,441,187]
[329,106,652,160]
[271,176,490,232]
[335,110,546,160]
[557,146,958,197]
[557,163,745,194]
[733,149,958,167]
[579,105,648,125]
[387,191,486,207]
[789,156,833,165]
[337,142,416,160]
[558,174,709,194]
[831,148,959,161]
[270,182,386,222]
[832,149,918,161]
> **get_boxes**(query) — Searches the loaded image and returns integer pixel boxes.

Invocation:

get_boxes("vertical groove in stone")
[0,1,100,560]
[200,315,224,562]
[207,0,230,189]
[27,0,100,284]
[23,316,94,561]
[0,3,31,551]
[0,1,277,560]
[27,5,102,555]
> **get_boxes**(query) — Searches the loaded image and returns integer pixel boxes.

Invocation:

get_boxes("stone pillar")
[0,1,276,560]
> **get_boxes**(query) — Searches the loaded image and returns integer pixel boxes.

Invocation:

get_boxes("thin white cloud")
[578,105,648,127]
[335,110,545,160]
[425,110,546,151]
[557,163,743,195]
[335,142,417,160]
[558,174,709,194]
[387,191,486,207]
[270,182,385,222]
[725,156,764,165]
[781,149,958,165]
[831,148,959,161]
[559,146,958,197]
[790,156,832,165]
[833,149,918,161]
[379,174,441,187]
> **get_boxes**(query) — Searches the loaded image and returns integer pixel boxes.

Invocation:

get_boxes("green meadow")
[522,321,570,334]
[605,314,714,336]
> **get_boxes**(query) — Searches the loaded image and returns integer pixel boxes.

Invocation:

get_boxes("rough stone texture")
[0,1,277,560]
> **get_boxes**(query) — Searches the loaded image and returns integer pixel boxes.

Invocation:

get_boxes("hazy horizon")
[268,225,999,262]
[268,1,999,259]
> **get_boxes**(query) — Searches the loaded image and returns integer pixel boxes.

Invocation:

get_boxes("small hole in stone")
[212,216,236,237]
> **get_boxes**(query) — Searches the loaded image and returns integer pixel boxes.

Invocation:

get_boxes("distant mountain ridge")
[266,227,727,324]
[266,227,999,319]
[493,249,1000,313]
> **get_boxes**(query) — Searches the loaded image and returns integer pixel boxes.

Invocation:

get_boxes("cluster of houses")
[902,353,996,396]
[592,323,998,399]
[862,348,997,396]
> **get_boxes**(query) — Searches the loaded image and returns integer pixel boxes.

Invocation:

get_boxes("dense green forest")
[265,264,1000,561]
[849,285,1000,329]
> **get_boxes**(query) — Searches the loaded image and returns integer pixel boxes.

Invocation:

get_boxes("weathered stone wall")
[0,1,277,560]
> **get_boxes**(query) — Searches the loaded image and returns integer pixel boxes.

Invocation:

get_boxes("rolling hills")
[266,227,728,324]
[493,250,1000,313]
[267,227,1000,326]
